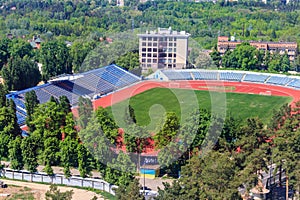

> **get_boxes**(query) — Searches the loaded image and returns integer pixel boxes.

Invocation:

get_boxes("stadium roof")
[7,64,141,126]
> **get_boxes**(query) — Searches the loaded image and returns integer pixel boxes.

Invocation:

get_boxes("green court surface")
[107,88,292,131]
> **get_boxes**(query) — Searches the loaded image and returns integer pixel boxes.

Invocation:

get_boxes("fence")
[0,168,118,195]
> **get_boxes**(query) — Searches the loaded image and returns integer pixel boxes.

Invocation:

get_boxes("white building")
[137,27,190,72]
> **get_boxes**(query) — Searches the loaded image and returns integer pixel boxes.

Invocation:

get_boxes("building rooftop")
[138,27,190,38]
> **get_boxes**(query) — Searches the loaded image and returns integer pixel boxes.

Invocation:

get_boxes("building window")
[153,53,157,57]
[173,59,176,63]
[153,59,157,63]
[168,53,172,57]
[142,58,146,62]
[174,54,176,57]
[142,48,146,52]
[153,43,157,47]
[169,37,173,41]
[142,42,146,46]
[174,48,177,52]
[153,37,157,41]
[142,37,146,41]
[142,53,146,57]
[168,64,172,68]
[169,43,173,47]
[147,59,152,63]
[174,43,177,47]
[147,48,152,52]
[147,53,152,57]
[148,43,152,46]
[168,48,172,52]
[174,38,177,41]
[153,48,157,52]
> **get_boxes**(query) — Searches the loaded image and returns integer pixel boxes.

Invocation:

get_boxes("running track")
[93,80,300,109]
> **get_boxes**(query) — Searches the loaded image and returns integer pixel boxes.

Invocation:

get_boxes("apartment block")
[137,27,190,72]
[217,36,298,61]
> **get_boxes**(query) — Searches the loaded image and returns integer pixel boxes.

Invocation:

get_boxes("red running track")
[93,80,300,109]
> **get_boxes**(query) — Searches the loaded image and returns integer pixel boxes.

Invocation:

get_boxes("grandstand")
[148,69,300,90]
[6,64,141,126]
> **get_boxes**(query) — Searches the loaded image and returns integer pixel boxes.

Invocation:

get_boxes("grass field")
[108,88,292,131]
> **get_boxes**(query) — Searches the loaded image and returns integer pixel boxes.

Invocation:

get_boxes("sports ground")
[94,80,299,128]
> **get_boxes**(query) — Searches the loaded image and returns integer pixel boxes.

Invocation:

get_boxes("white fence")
[0,168,118,195]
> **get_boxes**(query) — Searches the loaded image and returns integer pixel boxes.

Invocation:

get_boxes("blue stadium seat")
[193,71,218,80]
[220,72,244,81]
[243,74,268,83]
[288,79,300,89]
[266,76,293,86]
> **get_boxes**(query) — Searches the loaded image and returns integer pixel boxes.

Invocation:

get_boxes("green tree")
[8,136,24,170]
[154,112,180,149]
[115,51,140,71]
[105,151,135,186]
[39,41,71,81]
[2,56,41,90]
[0,84,8,107]
[0,38,11,70]
[77,143,93,178]
[25,90,39,130]
[45,184,73,200]
[77,96,93,129]
[8,39,33,58]
[115,178,144,200]
[21,136,39,173]
[95,107,119,144]
[60,137,78,178]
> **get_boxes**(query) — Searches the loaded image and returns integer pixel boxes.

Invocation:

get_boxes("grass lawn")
[108,87,292,131]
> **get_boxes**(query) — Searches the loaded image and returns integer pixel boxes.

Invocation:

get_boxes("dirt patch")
[0,179,104,200]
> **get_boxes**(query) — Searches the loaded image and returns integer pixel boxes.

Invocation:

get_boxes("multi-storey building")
[138,27,190,72]
[217,36,298,61]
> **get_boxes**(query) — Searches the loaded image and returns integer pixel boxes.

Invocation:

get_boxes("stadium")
[6,64,300,129]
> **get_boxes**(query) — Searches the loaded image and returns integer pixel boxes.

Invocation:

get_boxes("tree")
[60,136,79,178]
[1,56,41,90]
[59,95,71,115]
[0,38,11,70]
[25,90,40,130]
[105,151,135,186]
[0,84,8,108]
[95,107,119,144]
[124,124,149,171]
[39,41,71,81]
[115,178,144,200]
[70,40,96,73]
[77,96,93,129]
[21,136,39,173]
[209,47,221,68]
[115,51,140,71]
[8,136,24,170]
[157,151,240,200]
[8,39,33,58]
[154,112,180,149]
[45,184,73,200]
[77,143,93,178]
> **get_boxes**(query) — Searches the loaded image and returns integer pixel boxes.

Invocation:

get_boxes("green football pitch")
[108,88,292,131]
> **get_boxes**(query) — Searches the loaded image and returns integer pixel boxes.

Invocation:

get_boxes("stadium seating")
[192,71,218,80]
[243,74,269,83]
[287,79,300,89]
[6,65,141,125]
[220,72,244,81]
[266,76,293,86]
[162,70,192,80]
